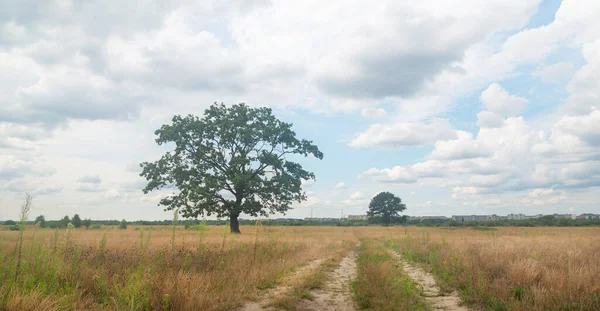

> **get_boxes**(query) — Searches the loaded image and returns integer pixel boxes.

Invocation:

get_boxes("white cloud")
[360,107,387,118]
[333,182,347,189]
[359,167,416,183]
[0,154,55,181]
[529,188,554,198]
[431,130,491,160]
[105,188,122,199]
[77,174,102,184]
[480,83,529,116]
[555,111,600,146]
[477,111,504,128]
[357,160,446,183]
[301,178,316,188]
[349,191,364,199]
[76,184,103,193]
[350,119,456,148]
[3,0,600,220]
[533,62,578,84]
[483,198,501,205]
[362,108,600,200]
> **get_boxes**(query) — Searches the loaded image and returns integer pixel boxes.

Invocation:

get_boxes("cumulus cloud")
[480,83,529,116]
[350,119,456,148]
[360,107,387,118]
[358,160,446,183]
[77,174,102,184]
[431,131,492,160]
[361,108,600,196]
[3,0,600,219]
[555,111,600,146]
[0,155,55,181]
[76,184,103,193]
[477,111,504,128]
[533,62,578,84]
[308,1,539,100]
[333,182,348,189]
[529,188,554,198]
[301,178,317,188]
[349,191,364,199]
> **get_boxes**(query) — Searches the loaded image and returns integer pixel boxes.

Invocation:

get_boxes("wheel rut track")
[391,251,469,311]
[240,258,325,311]
[298,243,360,311]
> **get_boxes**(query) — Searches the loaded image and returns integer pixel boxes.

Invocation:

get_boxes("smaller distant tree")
[367,192,407,226]
[72,214,82,228]
[119,219,127,230]
[82,218,92,229]
[34,215,47,228]
[3,220,16,226]
[60,216,70,228]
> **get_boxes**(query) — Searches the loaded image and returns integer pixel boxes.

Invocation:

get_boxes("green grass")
[352,239,429,311]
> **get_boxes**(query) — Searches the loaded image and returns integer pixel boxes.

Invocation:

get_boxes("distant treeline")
[3,215,599,229]
[408,216,600,227]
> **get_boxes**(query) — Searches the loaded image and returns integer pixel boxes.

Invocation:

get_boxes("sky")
[1,0,599,221]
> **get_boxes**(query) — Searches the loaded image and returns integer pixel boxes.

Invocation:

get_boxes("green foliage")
[71,214,82,228]
[91,224,102,230]
[367,192,407,226]
[82,218,92,229]
[119,219,127,230]
[189,224,210,231]
[60,215,70,228]
[98,232,107,262]
[162,294,170,311]
[140,103,323,233]
[3,220,16,226]
[445,216,600,227]
[34,215,46,228]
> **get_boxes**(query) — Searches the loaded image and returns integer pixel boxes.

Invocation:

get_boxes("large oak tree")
[140,103,323,233]
[367,192,406,226]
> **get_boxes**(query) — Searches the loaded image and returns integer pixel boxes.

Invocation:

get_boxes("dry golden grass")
[387,226,600,311]
[1,225,599,310]
[0,225,357,310]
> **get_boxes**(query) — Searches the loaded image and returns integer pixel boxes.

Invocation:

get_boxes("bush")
[82,218,92,229]
[119,219,127,230]
[91,224,102,230]
[188,224,209,231]
[3,220,16,226]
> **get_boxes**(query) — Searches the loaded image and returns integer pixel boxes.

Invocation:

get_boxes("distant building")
[577,213,600,219]
[553,213,574,219]
[451,214,505,222]
[347,215,368,221]
[407,216,448,222]
[508,213,527,220]
[304,217,342,222]
[507,214,543,220]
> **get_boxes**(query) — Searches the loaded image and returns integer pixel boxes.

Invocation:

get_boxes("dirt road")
[391,251,468,311]
[240,258,325,311]
[298,243,359,311]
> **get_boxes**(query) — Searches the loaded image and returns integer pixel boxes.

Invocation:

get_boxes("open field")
[1,225,599,310]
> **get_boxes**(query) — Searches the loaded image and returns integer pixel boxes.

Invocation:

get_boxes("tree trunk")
[230,214,241,234]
